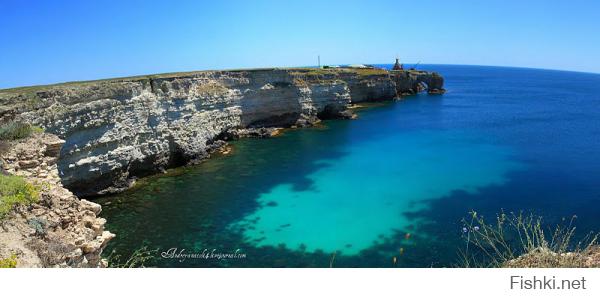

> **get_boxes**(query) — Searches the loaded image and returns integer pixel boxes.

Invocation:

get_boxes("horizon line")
[1,62,599,91]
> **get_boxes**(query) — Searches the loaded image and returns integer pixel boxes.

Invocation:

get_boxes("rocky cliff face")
[0,68,444,197]
[0,133,113,267]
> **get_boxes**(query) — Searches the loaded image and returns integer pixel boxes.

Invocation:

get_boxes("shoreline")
[96,101,389,199]
[0,66,443,267]
[1,66,444,198]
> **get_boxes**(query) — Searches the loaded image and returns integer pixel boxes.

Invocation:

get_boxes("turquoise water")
[97,65,600,267]
[230,130,521,255]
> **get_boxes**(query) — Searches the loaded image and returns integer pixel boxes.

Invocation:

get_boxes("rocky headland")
[0,67,445,197]
[0,66,443,267]
[4,66,595,269]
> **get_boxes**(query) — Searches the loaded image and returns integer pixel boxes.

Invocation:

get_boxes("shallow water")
[230,130,521,255]
[97,65,600,267]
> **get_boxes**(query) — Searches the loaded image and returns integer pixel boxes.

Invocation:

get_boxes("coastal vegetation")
[289,67,388,78]
[460,211,599,268]
[194,81,229,97]
[0,121,43,219]
[0,67,387,97]
[0,254,17,268]
[289,67,389,86]
[0,66,388,87]
[0,121,43,141]
[2,65,445,267]
[0,174,40,219]
[106,246,157,268]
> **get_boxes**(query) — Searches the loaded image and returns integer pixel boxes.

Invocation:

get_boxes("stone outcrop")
[505,247,600,268]
[391,70,445,95]
[0,67,444,197]
[0,133,113,267]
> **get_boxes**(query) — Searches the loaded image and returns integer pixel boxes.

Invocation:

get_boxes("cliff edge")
[0,133,113,267]
[0,67,444,197]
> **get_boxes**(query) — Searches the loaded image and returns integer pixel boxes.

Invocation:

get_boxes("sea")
[97,64,600,267]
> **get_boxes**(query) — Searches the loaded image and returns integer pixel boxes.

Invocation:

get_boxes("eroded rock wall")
[0,133,113,267]
[0,68,443,197]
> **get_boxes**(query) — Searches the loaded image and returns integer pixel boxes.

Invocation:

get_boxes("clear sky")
[1,0,599,88]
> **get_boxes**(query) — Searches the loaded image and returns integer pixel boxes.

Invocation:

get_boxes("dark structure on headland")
[392,57,403,70]
[388,57,445,95]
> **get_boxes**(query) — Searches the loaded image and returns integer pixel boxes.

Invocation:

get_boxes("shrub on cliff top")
[0,254,18,268]
[0,121,44,141]
[0,174,40,219]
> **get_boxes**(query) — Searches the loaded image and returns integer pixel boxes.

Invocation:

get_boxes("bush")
[0,174,40,219]
[0,121,44,141]
[0,254,17,268]
[28,217,49,237]
[460,211,599,268]
[31,237,77,266]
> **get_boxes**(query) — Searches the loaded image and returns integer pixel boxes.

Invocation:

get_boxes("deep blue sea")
[97,65,600,267]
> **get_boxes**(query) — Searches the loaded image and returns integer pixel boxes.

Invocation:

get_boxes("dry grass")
[290,67,388,77]
[195,81,229,97]
[30,237,77,266]
[289,67,388,87]
[106,246,157,268]
[504,246,600,268]
[459,211,599,268]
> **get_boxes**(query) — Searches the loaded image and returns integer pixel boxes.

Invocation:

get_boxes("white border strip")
[1,268,597,297]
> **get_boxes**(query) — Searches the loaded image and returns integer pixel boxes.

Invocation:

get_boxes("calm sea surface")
[97,65,600,267]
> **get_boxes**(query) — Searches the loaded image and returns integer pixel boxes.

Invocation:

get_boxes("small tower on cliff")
[392,57,403,71]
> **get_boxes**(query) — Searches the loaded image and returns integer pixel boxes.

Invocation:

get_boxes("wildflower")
[474,226,480,231]
[462,227,468,233]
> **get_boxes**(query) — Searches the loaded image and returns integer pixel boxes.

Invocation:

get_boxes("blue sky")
[1,0,599,88]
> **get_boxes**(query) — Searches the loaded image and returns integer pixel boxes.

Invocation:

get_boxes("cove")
[229,129,521,255]
[98,65,600,267]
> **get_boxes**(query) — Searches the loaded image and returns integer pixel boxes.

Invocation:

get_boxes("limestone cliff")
[0,133,113,267]
[0,67,444,197]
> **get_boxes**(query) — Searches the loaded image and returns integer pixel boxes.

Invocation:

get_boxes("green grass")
[0,122,43,141]
[460,211,599,268]
[0,254,17,268]
[0,174,40,219]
